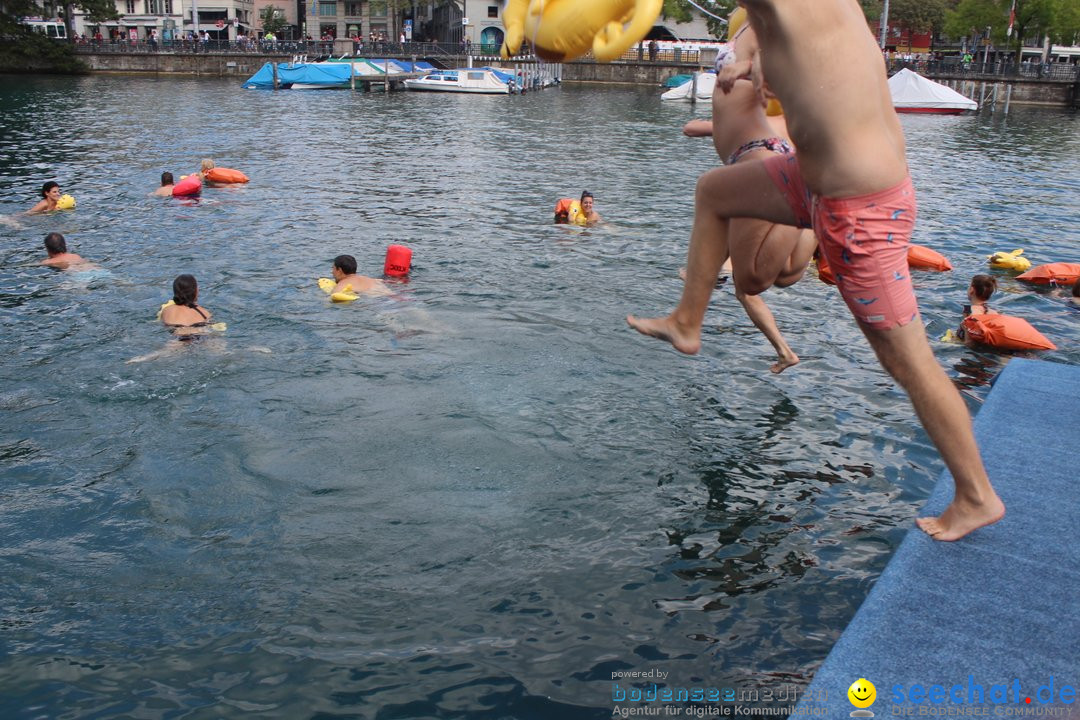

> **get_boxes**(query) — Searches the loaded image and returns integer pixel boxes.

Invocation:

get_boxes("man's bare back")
[333,273,390,296]
[740,0,907,197]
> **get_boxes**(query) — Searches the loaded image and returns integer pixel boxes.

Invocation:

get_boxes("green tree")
[889,0,948,49]
[660,0,737,39]
[259,4,288,36]
[61,0,119,43]
[946,0,1063,61]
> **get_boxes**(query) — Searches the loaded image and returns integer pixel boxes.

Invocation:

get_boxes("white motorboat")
[404,68,513,95]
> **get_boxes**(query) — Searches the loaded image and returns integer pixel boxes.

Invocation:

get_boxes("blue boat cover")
[242,62,351,89]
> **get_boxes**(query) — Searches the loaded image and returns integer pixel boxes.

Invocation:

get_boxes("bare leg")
[861,321,1005,541]
[627,163,796,353]
[775,229,817,288]
[734,284,799,373]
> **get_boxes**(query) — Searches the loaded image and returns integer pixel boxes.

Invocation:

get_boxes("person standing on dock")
[627,0,1004,541]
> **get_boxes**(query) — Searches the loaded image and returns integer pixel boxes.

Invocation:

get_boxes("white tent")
[888,68,978,114]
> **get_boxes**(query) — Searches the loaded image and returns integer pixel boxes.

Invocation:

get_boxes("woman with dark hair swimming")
[159,274,213,340]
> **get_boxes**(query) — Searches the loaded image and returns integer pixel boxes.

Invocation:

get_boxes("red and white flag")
[1007,0,1017,37]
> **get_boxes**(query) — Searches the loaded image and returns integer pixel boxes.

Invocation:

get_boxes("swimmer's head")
[44,232,66,256]
[334,254,357,276]
[41,181,60,198]
[172,273,199,308]
[200,158,215,172]
[970,274,997,302]
[727,7,748,42]
[580,191,594,213]
[1072,277,1080,298]
[161,171,174,186]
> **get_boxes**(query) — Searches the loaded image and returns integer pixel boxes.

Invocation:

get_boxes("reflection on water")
[0,75,1078,717]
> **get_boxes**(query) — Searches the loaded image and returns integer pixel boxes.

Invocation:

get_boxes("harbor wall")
[73,51,1078,107]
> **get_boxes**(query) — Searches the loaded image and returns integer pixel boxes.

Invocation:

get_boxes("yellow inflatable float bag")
[502,0,663,63]
[56,194,76,210]
[988,249,1031,272]
[318,278,359,303]
[727,7,747,41]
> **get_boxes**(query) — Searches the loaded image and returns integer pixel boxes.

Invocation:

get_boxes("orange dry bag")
[907,244,953,271]
[961,314,1056,351]
[1016,262,1080,286]
[205,167,249,184]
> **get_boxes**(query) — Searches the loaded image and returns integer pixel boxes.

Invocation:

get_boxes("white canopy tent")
[888,68,978,114]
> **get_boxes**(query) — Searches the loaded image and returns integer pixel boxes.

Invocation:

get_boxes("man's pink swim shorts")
[762,152,920,330]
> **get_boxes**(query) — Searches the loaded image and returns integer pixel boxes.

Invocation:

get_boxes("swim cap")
[727,7,747,42]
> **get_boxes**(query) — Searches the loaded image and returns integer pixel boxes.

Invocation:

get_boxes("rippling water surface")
[1,75,1078,719]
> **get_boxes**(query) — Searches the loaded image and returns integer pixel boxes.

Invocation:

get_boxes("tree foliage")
[945,0,1071,58]
[659,0,737,39]
[259,5,289,36]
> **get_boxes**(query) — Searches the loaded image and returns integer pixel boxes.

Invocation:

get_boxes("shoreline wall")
[67,51,1080,107]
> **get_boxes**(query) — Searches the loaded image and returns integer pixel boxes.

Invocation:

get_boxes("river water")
[1,74,1078,719]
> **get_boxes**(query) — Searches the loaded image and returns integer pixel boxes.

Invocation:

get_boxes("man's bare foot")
[770,353,799,374]
[915,494,1005,542]
[626,315,702,355]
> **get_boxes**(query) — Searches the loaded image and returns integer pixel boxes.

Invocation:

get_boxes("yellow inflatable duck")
[988,249,1032,272]
[56,194,76,210]
[318,277,359,303]
[501,0,663,63]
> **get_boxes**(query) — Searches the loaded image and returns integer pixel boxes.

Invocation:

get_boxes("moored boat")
[403,68,513,95]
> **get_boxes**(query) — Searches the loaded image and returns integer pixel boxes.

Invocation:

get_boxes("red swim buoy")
[384,244,412,277]
[172,174,202,197]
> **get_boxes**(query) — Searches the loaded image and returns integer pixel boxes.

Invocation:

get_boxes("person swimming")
[331,254,391,296]
[40,232,94,269]
[579,191,601,225]
[27,181,62,215]
[952,274,997,345]
[151,172,175,197]
[160,274,213,340]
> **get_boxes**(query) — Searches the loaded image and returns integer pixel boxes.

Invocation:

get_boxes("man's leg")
[627,161,797,354]
[862,321,1005,541]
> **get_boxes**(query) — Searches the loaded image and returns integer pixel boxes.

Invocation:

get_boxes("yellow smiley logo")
[848,678,877,709]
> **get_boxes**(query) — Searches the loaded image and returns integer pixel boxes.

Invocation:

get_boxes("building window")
[487,5,497,18]
[164,0,172,13]
[345,1,361,16]
[146,0,161,14]
[369,1,386,17]
[318,1,336,16]
[125,0,135,12]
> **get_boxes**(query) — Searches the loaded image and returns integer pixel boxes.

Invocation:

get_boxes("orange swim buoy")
[1015,262,1080,286]
[961,313,1056,351]
[205,167,249,184]
[172,174,202,197]
[384,244,412,277]
[907,244,953,271]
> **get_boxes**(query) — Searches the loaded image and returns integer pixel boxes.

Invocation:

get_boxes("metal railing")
[887,58,1080,82]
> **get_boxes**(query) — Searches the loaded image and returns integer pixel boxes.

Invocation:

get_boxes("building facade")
[73,0,256,41]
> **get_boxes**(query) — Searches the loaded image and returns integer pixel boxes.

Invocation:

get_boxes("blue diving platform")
[793,358,1080,719]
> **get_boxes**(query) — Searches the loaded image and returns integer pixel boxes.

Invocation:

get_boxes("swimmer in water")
[160,274,213,340]
[151,172,175,197]
[331,254,391,296]
[40,232,96,269]
[579,191,601,226]
[197,158,215,181]
[952,274,997,346]
[27,181,62,215]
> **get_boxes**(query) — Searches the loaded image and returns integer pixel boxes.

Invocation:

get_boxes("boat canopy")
[242,62,352,89]
[888,68,978,111]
